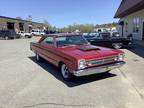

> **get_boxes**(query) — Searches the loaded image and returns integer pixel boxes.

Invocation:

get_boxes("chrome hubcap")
[61,64,69,79]
[113,43,122,49]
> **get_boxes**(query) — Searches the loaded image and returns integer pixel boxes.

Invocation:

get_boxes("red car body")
[30,33,125,79]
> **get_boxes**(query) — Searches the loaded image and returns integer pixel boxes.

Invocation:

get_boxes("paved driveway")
[0,38,144,108]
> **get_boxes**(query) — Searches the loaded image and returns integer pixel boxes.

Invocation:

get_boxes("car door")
[89,34,105,46]
[101,33,112,46]
[39,36,58,65]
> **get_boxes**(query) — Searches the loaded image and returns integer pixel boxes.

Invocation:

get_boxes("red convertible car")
[30,33,125,80]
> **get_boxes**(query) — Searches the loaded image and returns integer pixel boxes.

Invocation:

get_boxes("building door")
[143,22,144,40]
[19,23,24,31]
[7,22,15,30]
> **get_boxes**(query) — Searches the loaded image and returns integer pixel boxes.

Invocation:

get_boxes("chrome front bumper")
[74,61,125,77]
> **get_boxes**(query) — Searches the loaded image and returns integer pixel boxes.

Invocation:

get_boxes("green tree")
[57,22,118,33]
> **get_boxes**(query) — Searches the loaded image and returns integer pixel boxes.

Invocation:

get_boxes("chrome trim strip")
[74,61,125,77]
[86,56,116,66]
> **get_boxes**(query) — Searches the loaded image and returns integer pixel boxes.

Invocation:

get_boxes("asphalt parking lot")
[0,37,144,108]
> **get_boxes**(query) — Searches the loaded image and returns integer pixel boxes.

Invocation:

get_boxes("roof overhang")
[119,21,124,26]
[115,0,144,18]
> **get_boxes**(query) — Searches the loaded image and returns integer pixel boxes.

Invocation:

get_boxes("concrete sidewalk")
[134,40,144,47]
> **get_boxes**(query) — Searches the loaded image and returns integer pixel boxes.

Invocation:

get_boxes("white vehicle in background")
[18,31,25,37]
[31,29,45,36]
[31,30,40,36]
[24,32,32,38]
[18,31,32,38]
[40,31,45,35]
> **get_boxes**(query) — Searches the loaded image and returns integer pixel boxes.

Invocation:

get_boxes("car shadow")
[29,57,117,88]
[128,44,144,58]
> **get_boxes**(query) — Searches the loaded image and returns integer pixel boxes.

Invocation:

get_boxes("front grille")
[86,56,116,66]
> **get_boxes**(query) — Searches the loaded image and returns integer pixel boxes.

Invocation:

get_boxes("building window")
[7,22,15,30]
[125,22,128,32]
[133,17,140,33]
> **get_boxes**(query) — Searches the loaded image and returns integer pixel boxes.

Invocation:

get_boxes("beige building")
[0,16,47,33]
[115,0,144,40]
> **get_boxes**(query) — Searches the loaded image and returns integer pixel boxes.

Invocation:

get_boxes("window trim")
[125,21,128,32]
[133,17,140,33]
[41,36,56,47]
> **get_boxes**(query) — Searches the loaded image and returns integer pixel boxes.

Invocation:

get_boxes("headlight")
[115,54,124,61]
[78,59,86,70]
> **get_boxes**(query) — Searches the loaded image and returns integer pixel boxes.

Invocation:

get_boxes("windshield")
[56,35,88,47]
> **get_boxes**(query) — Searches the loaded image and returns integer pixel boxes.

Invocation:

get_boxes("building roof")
[114,0,144,18]
[0,16,44,25]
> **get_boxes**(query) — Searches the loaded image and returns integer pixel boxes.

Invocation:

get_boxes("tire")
[60,63,73,80]
[25,35,28,38]
[32,34,34,36]
[25,35,31,38]
[35,52,43,62]
[11,37,15,40]
[112,43,123,49]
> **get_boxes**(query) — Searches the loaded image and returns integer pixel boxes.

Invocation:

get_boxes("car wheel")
[112,43,123,49]
[61,63,73,80]
[36,53,43,62]
[25,35,28,38]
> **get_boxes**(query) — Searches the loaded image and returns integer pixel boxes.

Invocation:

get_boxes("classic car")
[83,32,132,49]
[30,33,125,80]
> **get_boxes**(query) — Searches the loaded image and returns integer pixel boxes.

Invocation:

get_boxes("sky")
[0,0,121,28]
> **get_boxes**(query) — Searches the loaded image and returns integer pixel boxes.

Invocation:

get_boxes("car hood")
[59,45,123,60]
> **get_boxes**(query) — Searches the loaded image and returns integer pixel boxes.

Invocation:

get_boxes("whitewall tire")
[112,43,122,49]
[36,53,43,62]
[61,64,72,80]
